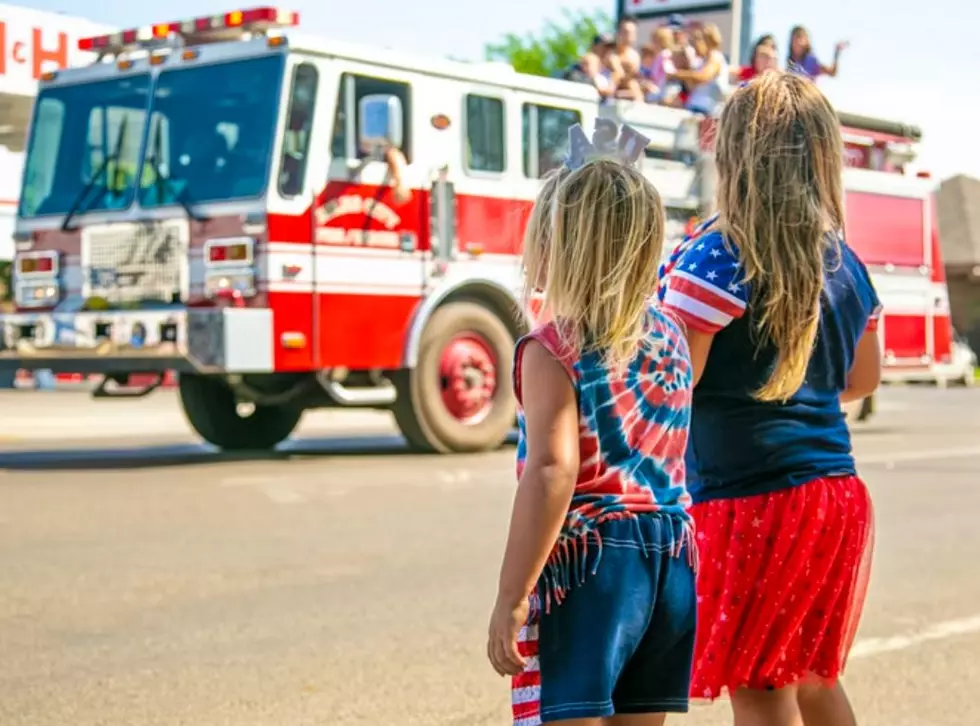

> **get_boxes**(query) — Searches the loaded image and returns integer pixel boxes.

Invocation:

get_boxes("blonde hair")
[714,71,845,401]
[652,27,674,52]
[702,23,723,50]
[523,158,665,370]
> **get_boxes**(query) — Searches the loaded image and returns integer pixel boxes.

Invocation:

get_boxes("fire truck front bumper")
[0,307,275,375]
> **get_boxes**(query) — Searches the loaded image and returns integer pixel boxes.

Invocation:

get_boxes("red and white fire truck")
[0,8,950,451]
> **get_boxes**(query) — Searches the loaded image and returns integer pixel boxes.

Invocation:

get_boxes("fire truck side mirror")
[358,94,404,156]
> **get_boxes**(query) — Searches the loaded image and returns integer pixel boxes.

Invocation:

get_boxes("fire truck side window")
[279,63,319,198]
[464,95,505,174]
[521,103,581,179]
[330,73,412,162]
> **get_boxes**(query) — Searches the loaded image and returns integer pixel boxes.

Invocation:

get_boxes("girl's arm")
[684,327,715,386]
[669,53,721,85]
[487,339,579,676]
[819,42,847,77]
[496,340,579,605]
[841,328,881,402]
[616,78,645,102]
[606,54,626,90]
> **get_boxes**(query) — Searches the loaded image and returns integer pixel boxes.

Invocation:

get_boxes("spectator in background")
[666,13,699,68]
[615,16,641,71]
[564,33,612,82]
[614,56,646,102]
[732,34,779,83]
[579,52,616,101]
[668,23,729,115]
[565,33,621,101]
[639,27,676,102]
[787,25,847,80]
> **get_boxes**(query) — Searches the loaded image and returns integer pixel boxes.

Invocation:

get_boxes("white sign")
[0,3,114,97]
[624,0,733,15]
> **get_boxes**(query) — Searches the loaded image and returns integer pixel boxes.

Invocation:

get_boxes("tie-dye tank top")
[513,306,694,610]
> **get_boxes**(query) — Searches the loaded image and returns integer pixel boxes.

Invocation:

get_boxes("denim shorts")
[512,515,697,723]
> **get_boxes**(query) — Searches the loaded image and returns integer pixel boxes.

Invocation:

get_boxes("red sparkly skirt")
[690,475,874,700]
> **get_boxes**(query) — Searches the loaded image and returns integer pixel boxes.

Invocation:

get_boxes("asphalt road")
[1,386,979,726]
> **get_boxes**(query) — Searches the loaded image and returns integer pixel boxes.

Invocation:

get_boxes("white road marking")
[859,445,980,466]
[850,615,980,659]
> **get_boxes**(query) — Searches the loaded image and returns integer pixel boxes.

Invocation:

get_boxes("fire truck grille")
[82,220,189,304]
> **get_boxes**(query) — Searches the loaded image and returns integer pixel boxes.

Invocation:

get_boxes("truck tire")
[392,301,515,453]
[178,374,302,451]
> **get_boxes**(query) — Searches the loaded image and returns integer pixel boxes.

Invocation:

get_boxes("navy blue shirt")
[658,225,881,503]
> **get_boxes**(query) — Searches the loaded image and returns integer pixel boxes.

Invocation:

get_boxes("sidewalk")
[0,389,395,443]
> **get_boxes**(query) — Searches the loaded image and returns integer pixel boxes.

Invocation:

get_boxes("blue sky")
[30,0,980,181]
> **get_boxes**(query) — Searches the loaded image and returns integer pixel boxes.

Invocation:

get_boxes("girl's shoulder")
[664,222,740,275]
[514,321,581,388]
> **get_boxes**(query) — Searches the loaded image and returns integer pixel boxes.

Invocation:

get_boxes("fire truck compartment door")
[873,271,934,364]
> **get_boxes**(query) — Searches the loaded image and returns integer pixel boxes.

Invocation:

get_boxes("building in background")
[617,0,754,65]
[937,174,980,352]
[0,3,114,260]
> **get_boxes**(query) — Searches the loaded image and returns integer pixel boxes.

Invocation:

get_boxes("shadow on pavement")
[0,432,519,471]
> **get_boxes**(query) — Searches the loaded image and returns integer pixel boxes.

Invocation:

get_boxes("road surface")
[1,386,979,725]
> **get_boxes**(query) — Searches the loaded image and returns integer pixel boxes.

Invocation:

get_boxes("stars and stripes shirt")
[658,219,882,335]
[656,221,884,503]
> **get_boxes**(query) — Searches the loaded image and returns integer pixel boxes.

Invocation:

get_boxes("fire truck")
[0,8,950,451]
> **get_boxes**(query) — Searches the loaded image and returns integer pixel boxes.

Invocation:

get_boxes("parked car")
[934,330,977,387]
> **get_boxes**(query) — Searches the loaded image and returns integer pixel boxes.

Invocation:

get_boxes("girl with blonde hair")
[659,71,881,726]
[667,23,729,114]
[487,120,697,725]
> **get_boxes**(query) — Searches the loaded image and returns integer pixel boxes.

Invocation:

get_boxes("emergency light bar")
[77,7,299,55]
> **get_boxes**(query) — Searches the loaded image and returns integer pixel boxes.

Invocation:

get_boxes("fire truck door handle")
[431,179,457,260]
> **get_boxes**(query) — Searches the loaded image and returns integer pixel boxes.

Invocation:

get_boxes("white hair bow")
[563,117,651,171]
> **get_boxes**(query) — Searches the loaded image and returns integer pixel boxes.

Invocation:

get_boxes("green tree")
[0,260,11,304]
[484,9,613,78]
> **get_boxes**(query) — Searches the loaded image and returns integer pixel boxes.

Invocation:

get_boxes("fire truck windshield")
[138,55,285,209]
[17,54,286,221]
[19,74,151,219]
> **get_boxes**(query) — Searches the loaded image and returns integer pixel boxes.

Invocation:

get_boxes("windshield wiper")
[146,119,209,222]
[62,115,129,232]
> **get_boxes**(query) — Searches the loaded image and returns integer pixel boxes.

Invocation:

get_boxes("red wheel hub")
[439,333,497,423]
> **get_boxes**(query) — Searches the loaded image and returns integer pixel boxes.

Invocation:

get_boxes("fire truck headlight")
[15,282,60,309]
[205,270,255,299]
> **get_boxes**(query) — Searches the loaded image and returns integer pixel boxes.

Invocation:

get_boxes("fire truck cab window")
[279,63,319,197]
[464,95,505,174]
[330,73,412,162]
[522,103,580,179]
[139,55,286,208]
[19,75,151,218]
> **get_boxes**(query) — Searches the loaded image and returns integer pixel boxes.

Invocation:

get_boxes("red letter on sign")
[0,22,7,76]
[32,28,68,79]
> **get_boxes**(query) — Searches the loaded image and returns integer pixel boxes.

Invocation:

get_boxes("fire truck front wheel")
[178,374,303,450]
[393,301,516,453]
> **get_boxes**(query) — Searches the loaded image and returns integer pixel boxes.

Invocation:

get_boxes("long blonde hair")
[523,158,666,370]
[714,71,845,401]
